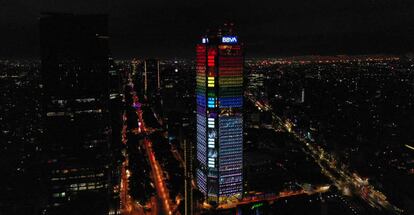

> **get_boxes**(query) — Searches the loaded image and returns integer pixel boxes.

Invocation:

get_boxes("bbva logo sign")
[222,36,238,44]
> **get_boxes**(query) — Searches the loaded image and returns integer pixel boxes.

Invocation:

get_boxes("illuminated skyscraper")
[196,24,244,203]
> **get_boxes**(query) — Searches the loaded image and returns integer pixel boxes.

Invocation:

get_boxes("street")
[245,90,404,215]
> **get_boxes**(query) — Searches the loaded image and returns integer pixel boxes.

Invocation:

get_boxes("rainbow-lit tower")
[196,24,243,203]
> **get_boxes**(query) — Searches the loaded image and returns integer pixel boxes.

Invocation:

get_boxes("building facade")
[196,26,244,203]
[143,59,160,98]
[40,13,117,214]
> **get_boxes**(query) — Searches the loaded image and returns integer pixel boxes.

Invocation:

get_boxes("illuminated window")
[207,97,216,108]
[197,95,206,107]
[208,118,215,128]
[208,48,216,67]
[208,158,215,168]
[208,137,215,148]
[208,77,215,87]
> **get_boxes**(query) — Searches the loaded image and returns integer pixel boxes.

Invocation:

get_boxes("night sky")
[1,0,413,58]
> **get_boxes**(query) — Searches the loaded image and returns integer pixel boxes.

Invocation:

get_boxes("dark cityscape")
[1,1,414,215]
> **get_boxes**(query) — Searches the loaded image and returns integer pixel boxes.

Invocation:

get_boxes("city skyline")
[1,0,414,58]
[0,1,413,215]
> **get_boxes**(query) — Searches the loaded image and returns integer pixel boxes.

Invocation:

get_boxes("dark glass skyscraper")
[40,13,116,214]
[196,25,244,204]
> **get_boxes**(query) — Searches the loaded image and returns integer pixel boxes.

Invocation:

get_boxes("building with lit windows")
[196,24,244,204]
[40,13,118,214]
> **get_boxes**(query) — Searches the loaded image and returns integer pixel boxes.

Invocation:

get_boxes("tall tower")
[143,59,160,98]
[40,13,114,214]
[196,24,244,204]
